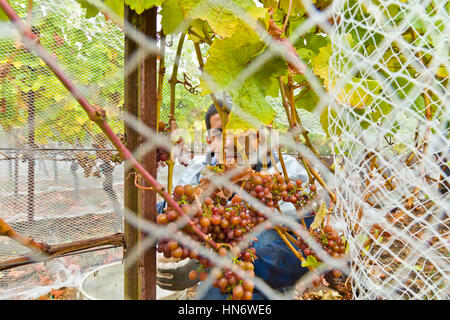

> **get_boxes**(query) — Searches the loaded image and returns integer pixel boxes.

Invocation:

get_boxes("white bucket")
[77,261,187,300]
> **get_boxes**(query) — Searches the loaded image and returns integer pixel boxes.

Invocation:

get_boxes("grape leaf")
[279,0,310,15]
[295,88,318,112]
[310,204,328,230]
[295,33,329,55]
[179,0,265,39]
[301,255,320,268]
[200,32,265,93]
[311,42,332,88]
[436,65,448,78]
[337,78,382,109]
[188,19,214,43]
[124,0,162,14]
[251,54,287,96]
[160,0,185,34]
[320,105,342,137]
[296,48,314,61]
[227,79,276,130]
[104,0,125,17]
[261,0,278,8]
[76,0,101,18]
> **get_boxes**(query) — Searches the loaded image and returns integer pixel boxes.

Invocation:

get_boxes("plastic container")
[77,261,186,300]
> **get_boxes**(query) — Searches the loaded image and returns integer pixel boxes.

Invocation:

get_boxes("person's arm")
[156,155,210,291]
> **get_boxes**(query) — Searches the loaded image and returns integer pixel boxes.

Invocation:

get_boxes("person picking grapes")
[156,100,316,299]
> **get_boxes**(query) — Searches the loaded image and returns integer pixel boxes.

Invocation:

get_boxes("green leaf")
[436,65,448,78]
[179,0,265,39]
[310,204,328,229]
[320,105,342,137]
[279,0,306,15]
[76,0,101,18]
[301,255,320,268]
[124,0,162,14]
[337,77,382,109]
[296,48,314,61]
[161,0,185,34]
[250,54,287,96]
[295,33,329,55]
[104,0,125,17]
[295,88,319,112]
[227,85,274,130]
[188,19,213,43]
[261,0,278,8]
[200,32,265,93]
[311,43,332,88]
[227,78,276,130]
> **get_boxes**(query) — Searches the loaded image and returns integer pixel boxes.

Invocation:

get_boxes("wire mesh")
[328,0,449,299]
[0,0,447,301]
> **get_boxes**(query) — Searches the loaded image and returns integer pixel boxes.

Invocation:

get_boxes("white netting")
[0,0,448,301]
[329,0,449,299]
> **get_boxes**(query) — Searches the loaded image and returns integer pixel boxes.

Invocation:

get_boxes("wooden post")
[138,6,158,301]
[124,4,158,300]
[123,4,140,300]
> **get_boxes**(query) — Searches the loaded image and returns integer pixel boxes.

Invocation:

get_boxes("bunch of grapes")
[244,171,316,209]
[156,183,266,299]
[296,223,346,261]
[155,169,320,299]
[212,263,255,300]
[206,195,266,245]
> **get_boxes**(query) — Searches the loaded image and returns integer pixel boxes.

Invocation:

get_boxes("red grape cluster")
[156,184,265,299]
[244,171,316,209]
[156,170,319,299]
[212,263,255,299]
[296,223,346,261]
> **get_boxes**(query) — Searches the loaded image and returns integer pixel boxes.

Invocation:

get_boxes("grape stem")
[278,146,290,182]
[0,217,44,253]
[167,157,174,196]
[302,156,337,203]
[134,173,153,190]
[281,0,292,35]
[274,226,313,271]
[268,149,280,173]
[168,32,186,124]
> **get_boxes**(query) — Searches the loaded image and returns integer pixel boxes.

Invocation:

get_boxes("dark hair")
[205,101,220,131]
[205,99,232,130]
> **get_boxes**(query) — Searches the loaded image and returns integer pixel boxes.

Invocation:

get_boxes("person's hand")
[156,257,201,291]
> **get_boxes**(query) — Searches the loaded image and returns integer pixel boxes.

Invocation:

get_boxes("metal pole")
[138,6,158,301]
[27,90,35,222]
[14,151,19,199]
